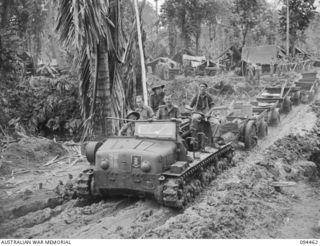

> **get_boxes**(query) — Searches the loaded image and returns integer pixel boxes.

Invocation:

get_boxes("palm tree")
[56,0,128,140]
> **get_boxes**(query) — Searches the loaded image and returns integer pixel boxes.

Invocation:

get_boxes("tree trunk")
[242,27,248,47]
[292,39,295,57]
[94,42,113,140]
[168,20,175,57]
[195,32,200,55]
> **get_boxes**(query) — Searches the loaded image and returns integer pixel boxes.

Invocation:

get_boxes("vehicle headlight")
[100,158,110,170]
[141,160,151,172]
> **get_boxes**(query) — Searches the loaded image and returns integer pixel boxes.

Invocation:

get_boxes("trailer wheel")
[301,93,308,104]
[292,91,301,106]
[309,91,315,102]
[282,96,292,113]
[269,109,280,126]
[244,120,258,150]
[258,121,268,138]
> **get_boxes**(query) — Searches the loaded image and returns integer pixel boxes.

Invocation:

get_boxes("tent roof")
[146,57,178,67]
[172,49,196,63]
[241,45,282,64]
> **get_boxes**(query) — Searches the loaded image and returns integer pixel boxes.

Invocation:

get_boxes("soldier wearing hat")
[189,82,214,114]
[149,84,165,113]
[118,111,140,136]
[189,82,222,147]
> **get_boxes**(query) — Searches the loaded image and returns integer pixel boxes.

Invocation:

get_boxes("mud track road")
[0,94,319,239]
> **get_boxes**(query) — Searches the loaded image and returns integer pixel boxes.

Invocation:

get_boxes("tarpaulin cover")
[182,54,206,62]
[241,45,279,64]
[182,54,206,67]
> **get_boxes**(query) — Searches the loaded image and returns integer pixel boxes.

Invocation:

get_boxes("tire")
[269,109,280,126]
[292,91,301,106]
[278,102,283,114]
[282,96,292,113]
[258,121,268,138]
[315,83,319,93]
[309,91,315,102]
[301,94,309,104]
[244,120,258,150]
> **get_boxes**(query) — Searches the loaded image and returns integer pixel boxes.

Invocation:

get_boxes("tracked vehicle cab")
[78,120,233,209]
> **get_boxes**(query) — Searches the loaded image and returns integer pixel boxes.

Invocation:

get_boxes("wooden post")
[286,0,290,56]
[155,0,159,34]
[134,0,148,105]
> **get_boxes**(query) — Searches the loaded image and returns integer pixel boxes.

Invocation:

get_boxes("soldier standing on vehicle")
[156,95,180,120]
[135,95,154,120]
[149,84,165,113]
[118,111,140,136]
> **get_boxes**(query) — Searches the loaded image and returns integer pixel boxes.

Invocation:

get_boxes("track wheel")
[258,121,268,138]
[244,120,258,150]
[216,160,224,174]
[76,169,94,199]
[90,175,101,198]
[282,96,292,113]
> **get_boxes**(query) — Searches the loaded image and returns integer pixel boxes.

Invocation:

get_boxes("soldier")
[254,63,262,85]
[190,82,215,114]
[246,62,255,84]
[189,83,221,147]
[270,57,275,77]
[118,111,140,136]
[156,95,180,120]
[149,84,165,113]
[135,95,154,120]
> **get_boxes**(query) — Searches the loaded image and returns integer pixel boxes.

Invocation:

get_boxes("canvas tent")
[146,57,178,73]
[182,54,206,68]
[172,49,196,64]
[146,57,179,80]
[241,45,285,65]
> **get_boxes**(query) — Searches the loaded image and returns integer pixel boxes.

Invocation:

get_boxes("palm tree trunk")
[94,42,113,139]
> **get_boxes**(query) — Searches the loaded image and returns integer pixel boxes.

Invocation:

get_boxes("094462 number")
[300,240,318,245]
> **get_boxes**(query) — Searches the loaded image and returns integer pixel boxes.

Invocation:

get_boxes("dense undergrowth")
[0,75,82,141]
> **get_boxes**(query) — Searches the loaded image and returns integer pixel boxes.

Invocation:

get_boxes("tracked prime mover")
[76,120,234,209]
